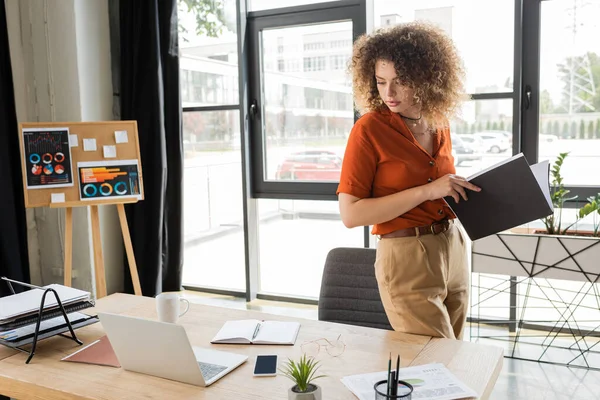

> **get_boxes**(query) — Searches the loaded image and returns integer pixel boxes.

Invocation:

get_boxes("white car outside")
[474,131,511,153]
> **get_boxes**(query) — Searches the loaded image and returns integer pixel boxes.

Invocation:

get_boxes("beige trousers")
[375,224,469,339]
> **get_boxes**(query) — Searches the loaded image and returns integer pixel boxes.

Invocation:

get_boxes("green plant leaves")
[542,152,600,236]
[279,354,326,393]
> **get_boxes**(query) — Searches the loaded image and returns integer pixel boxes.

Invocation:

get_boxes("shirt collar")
[381,107,445,157]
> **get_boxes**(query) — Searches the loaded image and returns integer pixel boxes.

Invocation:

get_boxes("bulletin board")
[18,121,144,208]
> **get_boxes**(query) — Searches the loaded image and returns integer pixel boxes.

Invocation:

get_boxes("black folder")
[444,153,554,241]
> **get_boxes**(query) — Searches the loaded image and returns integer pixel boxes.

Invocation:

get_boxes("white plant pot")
[288,384,322,400]
[472,232,600,282]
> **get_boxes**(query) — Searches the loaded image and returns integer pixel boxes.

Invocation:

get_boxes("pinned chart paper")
[78,160,142,201]
[103,145,117,158]
[115,130,129,144]
[22,127,74,189]
[69,134,79,147]
[51,193,65,203]
[83,138,97,152]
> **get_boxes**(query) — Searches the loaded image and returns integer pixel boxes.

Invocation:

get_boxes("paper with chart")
[22,127,74,189]
[341,363,477,400]
[78,160,142,201]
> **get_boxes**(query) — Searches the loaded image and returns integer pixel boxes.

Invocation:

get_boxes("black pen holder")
[374,379,413,399]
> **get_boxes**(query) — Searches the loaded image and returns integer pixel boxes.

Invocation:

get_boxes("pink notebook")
[61,335,120,368]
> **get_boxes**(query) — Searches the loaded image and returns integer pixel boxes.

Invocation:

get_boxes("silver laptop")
[98,312,248,386]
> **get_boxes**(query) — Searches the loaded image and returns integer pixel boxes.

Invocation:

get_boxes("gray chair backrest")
[318,247,393,330]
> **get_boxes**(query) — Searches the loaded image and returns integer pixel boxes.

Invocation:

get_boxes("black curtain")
[118,0,183,296]
[0,1,30,298]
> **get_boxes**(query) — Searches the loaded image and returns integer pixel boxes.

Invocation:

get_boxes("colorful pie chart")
[54,164,65,174]
[54,152,65,163]
[43,164,54,175]
[29,153,41,164]
[114,181,127,195]
[100,183,113,196]
[83,184,97,197]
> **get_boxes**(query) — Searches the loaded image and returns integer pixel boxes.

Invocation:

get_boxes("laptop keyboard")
[198,362,228,381]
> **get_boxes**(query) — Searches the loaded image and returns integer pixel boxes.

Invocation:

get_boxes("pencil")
[385,352,392,396]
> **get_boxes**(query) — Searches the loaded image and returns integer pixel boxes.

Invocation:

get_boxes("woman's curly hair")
[350,21,466,125]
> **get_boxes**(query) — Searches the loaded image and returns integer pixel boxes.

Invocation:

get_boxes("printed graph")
[22,128,73,189]
[78,160,141,201]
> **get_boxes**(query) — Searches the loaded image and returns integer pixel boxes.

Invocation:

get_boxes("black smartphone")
[253,354,278,377]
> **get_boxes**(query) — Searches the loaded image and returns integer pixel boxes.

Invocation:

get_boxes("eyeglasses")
[300,334,346,357]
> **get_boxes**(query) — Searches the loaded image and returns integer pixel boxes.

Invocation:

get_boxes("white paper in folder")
[341,363,477,400]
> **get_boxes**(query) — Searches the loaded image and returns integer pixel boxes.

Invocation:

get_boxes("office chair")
[318,247,393,330]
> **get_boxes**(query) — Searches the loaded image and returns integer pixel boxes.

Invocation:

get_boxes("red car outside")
[275,150,342,181]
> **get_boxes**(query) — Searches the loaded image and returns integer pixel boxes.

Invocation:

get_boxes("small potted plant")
[279,354,325,400]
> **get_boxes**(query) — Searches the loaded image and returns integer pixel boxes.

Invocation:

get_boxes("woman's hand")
[426,174,481,203]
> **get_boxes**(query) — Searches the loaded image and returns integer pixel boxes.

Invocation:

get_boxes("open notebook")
[211,319,300,345]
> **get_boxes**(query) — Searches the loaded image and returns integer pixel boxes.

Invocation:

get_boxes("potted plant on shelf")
[472,152,600,282]
[470,152,600,368]
[280,354,325,400]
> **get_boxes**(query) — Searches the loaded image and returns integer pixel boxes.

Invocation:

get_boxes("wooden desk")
[0,294,503,399]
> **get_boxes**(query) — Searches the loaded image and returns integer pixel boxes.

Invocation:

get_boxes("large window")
[373,1,514,94]
[177,0,600,302]
[179,1,245,292]
[538,0,600,186]
[248,3,365,198]
[258,200,363,298]
[249,0,343,12]
[373,1,517,181]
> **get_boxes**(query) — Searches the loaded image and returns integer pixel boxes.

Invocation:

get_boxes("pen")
[395,354,400,395]
[251,322,262,341]
[387,352,391,396]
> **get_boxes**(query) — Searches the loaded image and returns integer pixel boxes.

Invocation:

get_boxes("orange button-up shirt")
[336,108,456,236]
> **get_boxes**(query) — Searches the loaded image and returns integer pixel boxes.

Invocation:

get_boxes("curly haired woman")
[337,21,480,340]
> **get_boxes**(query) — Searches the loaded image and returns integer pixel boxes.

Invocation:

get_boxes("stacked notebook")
[0,283,96,345]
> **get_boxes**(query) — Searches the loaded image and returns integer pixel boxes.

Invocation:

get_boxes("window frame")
[522,0,599,206]
[180,0,600,303]
[247,0,368,201]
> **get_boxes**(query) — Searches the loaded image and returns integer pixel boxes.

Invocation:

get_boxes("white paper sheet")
[0,284,90,322]
[83,138,97,151]
[51,193,65,203]
[341,363,478,400]
[467,153,524,181]
[69,134,79,147]
[115,130,129,143]
[103,145,117,158]
[530,160,552,208]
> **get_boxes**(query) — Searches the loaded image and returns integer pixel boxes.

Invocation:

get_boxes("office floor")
[183,291,600,400]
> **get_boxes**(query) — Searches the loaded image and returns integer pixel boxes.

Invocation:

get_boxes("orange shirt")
[336,108,456,235]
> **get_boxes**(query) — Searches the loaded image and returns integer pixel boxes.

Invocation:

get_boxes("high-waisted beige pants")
[375,223,468,339]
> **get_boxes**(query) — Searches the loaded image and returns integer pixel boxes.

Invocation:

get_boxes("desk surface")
[0,293,503,400]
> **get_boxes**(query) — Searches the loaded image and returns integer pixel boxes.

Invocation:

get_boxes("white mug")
[156,293,190,323]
